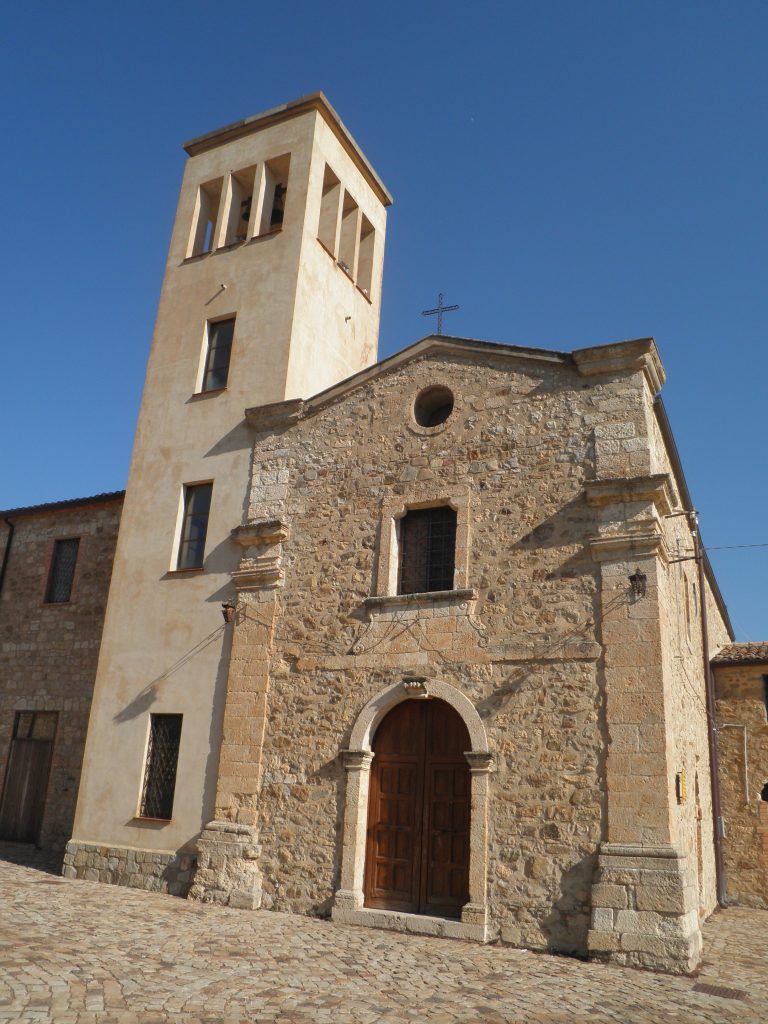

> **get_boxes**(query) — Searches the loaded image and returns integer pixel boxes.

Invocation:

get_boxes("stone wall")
[0,496,122,853]
[713,661,768,908]
[217,344,667,956]
[653,441,731,920]
[62,840,195,895]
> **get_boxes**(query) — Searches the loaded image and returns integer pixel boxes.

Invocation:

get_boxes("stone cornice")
[231,520,290,546]
[364,588,477,614]
[572,337,665,395]
[584,474,676,516]
[183,92,394,208]
[230,518,289,590]
[589,530,669,564]
[245,399,304,431]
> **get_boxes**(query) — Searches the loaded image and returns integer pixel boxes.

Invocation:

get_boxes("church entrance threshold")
[363,698,470,919]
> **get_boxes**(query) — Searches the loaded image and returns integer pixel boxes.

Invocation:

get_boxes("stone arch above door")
[348,677,490,754]
[332,678,494,942]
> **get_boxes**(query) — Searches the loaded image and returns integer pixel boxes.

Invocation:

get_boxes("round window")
[413,386,454,427]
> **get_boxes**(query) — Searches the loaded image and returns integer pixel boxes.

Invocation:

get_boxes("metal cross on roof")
[421,293,459,336]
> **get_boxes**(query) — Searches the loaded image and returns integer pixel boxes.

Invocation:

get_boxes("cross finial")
[421,293,459,336]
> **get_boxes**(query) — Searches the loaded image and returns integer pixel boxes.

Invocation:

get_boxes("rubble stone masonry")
[187,336,731,971]
[713,658,768,908]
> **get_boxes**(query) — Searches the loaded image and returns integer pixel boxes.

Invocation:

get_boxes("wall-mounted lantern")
[221,602,236,624]
[629,568,647,599]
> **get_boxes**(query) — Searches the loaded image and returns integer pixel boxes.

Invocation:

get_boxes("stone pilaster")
[588,844,701,972]
[462,752,494,928]
[188,519,286,909]
[585,476,703,972]
[333,750,375,911]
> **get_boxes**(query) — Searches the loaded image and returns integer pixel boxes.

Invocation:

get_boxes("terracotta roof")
[712,643,768,666]
[0,490,125,519]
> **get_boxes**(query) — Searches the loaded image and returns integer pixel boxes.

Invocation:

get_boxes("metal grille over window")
[140,714,182,820]
[398,506,457,595]
[202,318,235,392]
[177,483,213,570]
[45,538,80,603]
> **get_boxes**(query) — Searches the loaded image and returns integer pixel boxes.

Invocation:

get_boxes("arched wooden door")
[364,698,471,918]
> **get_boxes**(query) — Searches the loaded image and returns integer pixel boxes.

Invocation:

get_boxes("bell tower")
[70,95,392,873]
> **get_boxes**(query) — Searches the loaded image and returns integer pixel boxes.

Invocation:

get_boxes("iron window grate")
[398,506,457,595]
[140,714,182,820]
[45,538,80,603]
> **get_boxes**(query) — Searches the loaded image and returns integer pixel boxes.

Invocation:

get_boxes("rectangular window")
[45,538,80,603]
[398,506,457,595]
[140,714,182,820]
[201,318,235,392]
[13,710,58,741]
[176,483,213,570]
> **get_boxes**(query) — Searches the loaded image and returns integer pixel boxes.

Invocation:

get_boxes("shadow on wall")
[540,852,598,957]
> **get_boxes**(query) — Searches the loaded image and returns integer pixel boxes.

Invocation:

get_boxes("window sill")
[190,386,227,401]
[316,238,373,301]
[317,237,336,259]
[365,589,476,612]
[247,227,282,244]
[164,567,204,578]
[183,229,282,263]
[133,815,172,824]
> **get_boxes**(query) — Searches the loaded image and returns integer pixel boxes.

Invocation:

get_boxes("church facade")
[2,93,764,975]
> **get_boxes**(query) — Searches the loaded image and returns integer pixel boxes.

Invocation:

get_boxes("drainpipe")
[693,515,728,906]
[0,517,14,599]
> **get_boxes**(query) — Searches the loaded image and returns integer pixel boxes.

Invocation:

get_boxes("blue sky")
[1,2,765,638]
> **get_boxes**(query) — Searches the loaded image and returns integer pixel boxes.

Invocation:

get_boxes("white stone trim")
[333,678,493,938]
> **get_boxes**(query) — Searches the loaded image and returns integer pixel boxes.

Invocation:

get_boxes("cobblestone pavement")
[0,859,766,1023]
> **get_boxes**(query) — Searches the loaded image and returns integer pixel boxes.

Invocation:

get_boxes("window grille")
[202,318,235,392]
[398,506,457,595]
[177,483,213,570]
[140,714,182,820]
[45,538,80,603]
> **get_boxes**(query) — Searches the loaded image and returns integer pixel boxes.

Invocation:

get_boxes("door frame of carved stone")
[332,678,493,941]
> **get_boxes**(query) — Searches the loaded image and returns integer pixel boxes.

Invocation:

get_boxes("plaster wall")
[72,105,389,855]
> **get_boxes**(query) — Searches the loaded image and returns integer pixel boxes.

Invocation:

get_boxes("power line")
[705,542,768,552]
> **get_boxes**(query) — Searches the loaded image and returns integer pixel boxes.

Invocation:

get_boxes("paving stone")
[0,860,765,1022]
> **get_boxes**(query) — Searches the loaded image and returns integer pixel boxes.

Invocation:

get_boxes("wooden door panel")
[365,699,471,918]
[0,719,56,845]
[364,709,424,912]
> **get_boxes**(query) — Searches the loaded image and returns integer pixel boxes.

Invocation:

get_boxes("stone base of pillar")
[587,843,702,973]
[188,820,263,910]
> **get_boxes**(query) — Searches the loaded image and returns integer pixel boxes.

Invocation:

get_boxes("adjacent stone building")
[1,93,762,976]
[0,493,123,855]
[712,643,768,909]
